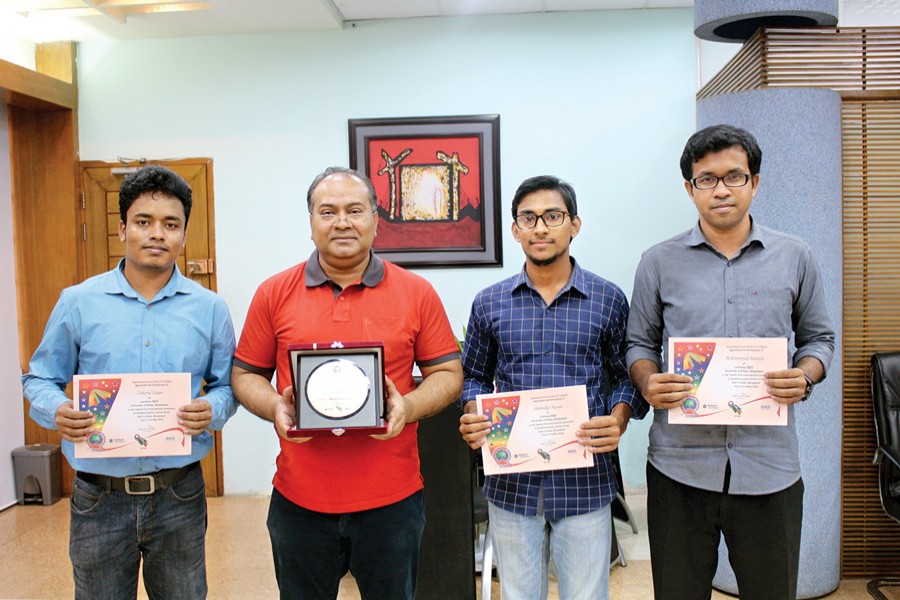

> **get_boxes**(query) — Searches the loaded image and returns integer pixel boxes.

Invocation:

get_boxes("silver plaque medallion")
[305,358,371,419]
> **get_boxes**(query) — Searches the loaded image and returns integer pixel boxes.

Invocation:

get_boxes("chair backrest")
[870,352,900,522]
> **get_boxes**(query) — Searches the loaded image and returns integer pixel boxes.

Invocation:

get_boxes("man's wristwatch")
[800,374,815,402]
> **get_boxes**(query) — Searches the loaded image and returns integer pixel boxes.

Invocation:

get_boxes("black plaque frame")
[287,342,387,437]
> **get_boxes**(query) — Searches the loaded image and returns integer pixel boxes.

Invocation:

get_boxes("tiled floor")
[0,494,893,599]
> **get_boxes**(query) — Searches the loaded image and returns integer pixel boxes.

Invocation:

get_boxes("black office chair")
[867,352,900,599]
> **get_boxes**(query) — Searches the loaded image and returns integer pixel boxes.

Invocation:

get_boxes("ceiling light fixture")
[10,0,212,24]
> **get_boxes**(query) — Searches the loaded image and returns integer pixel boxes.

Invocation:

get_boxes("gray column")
[697,87,843,598]
[694,0,838,42]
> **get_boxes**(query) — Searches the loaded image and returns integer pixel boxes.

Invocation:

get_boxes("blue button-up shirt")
[461,260,646,519]
[23,260,237,477]
[626,221,835,494]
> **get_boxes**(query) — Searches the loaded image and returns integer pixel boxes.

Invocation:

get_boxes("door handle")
[187,259,214,275]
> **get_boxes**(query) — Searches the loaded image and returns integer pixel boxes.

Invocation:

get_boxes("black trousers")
[647,462,803,600]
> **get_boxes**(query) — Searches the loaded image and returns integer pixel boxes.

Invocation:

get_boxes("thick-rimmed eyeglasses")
[690,173,752,190]
[312,209,375,224]
[514,210,569,230]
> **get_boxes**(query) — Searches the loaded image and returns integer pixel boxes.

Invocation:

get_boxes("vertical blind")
[841,99,900,577]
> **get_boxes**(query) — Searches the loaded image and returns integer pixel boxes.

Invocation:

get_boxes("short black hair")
[119,165,192,225]
[680,124,762,181]
[306,167,377,212]
[511,175,577,219]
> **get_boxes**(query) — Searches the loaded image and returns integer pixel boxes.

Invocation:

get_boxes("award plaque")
[287,341,387,436]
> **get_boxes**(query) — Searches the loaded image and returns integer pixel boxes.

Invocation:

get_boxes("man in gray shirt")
[626,124,834,600]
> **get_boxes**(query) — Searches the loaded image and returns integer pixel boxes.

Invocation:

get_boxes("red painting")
[349,116,502,267]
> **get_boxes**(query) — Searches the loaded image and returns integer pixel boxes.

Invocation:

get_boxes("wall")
[0,32,35,69]
[75,9,698,494]
[1,101,26,508]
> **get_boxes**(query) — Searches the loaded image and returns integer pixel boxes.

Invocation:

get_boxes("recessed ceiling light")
[11,0,212,24]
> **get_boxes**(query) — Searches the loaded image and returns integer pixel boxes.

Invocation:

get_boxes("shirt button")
[339,297,345,302]
[728,298,734,304]
[145,341,151,347]
[727,260,734,267]
[146,305,151,310]
[727,443,734,449]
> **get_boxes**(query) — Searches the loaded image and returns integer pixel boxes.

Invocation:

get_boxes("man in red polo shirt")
[232,167,462,600]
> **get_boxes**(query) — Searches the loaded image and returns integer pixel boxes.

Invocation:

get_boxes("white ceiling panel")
[548,0,691,9]
[335,0,443,21]
[0,0,341,42]
[1,0,695,43]
[548,0,646,9]
[440,0,545,16]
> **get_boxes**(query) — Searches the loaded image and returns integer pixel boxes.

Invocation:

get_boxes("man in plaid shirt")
[458,175,648,600]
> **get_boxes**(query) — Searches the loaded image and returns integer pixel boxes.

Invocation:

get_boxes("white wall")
[0,32,35,69]
[76,9,698,494]
[1,101,26,508]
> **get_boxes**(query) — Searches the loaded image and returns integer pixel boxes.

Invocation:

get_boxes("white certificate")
[667,337,788,426]
[73,373,192,458]
[476,385,594,476]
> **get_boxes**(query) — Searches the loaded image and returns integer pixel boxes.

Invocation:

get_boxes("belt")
[76,462,199,496]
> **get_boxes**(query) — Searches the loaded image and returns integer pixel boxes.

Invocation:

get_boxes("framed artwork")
[348,115,502,268]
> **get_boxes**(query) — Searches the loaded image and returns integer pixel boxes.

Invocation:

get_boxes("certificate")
[73,373,192,458]
[476,385,593,476]
[667,337,788,426]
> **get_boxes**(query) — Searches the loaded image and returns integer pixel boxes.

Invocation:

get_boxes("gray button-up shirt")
[626,220,835,495]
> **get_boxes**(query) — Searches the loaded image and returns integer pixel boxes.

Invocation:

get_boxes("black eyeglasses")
[690,173,752,190]
[514,210,569,230]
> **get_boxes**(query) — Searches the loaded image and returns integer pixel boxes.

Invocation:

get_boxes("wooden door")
[78,158,225,496]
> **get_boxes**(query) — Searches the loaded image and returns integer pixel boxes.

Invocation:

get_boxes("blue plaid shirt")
[461,259,646,519]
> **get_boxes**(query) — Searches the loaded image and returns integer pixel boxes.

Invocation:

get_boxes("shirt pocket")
[738,282,795,337]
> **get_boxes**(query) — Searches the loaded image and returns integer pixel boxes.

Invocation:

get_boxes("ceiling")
[0,0,693,43]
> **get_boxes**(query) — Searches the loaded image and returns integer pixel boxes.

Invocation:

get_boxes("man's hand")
[55,402,95,442]
[458,401,492,450]
[640,372,693,409]
[371,376,411,441]
[274,386,311,444]
[577,404,632,454]
[765,368,808,405]
[179,399,213,436]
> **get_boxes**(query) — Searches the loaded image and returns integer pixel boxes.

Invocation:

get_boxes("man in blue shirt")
[459,175,646,600]
[626,125,834,600]
[22,165,237,600]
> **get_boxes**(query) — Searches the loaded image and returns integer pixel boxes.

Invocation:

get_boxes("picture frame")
[348,115,502,268]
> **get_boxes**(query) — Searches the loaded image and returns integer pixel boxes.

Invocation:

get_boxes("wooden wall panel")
[841,100,900,577]
[9,106,80,456]
[4,43,81,494]
[699,27,900,100]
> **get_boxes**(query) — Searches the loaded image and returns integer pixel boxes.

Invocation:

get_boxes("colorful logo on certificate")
[481,394,521,468]
[682,396,699,416]
[671,342,716,415]
[86,431,105,450]
[78,378,122,432]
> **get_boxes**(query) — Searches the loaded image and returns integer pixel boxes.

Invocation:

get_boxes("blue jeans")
[266,488,425,600]
[488,498,611,600]
[69,464,208,600]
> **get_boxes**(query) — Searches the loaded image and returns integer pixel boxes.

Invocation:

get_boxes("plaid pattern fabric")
[462,260,646,519]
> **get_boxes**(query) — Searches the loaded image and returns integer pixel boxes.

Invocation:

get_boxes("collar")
[106,258,188,301]
[685,216,767,252]
[304,249,385,288]
[511,257,587,299]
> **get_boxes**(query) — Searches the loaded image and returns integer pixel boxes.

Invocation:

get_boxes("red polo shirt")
[235,251,458,513]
